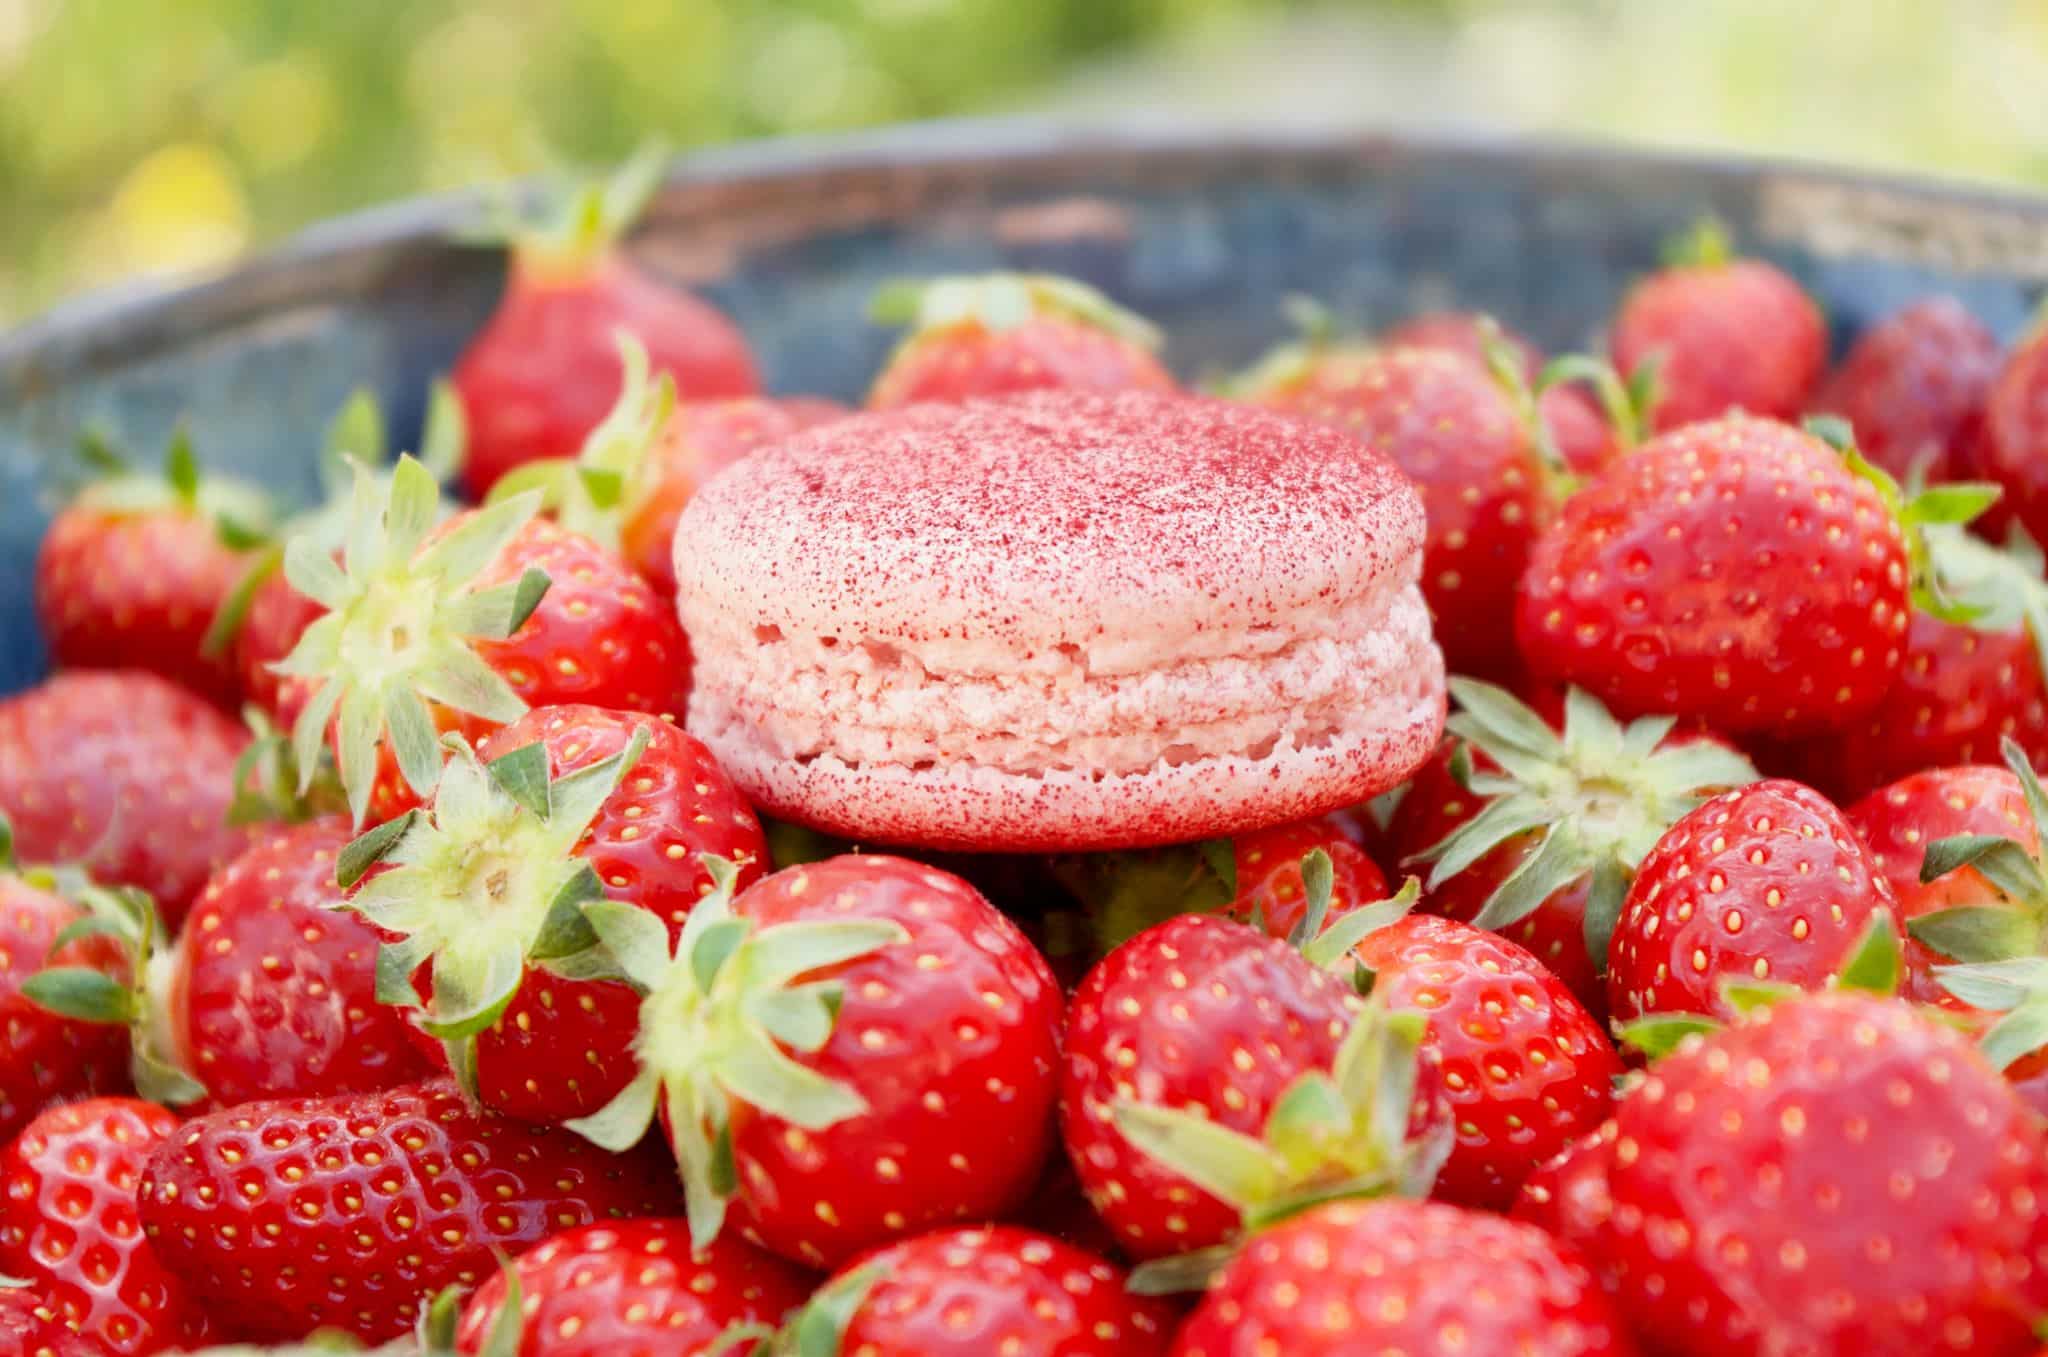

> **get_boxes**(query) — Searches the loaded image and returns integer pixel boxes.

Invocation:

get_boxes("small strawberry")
[1606,778,1899,1025]
[0,1282,97,1357]
[1061,912,1449,1265]
[1170,1197,1639,1357]
[454,146,758,499]
[1,1097,214,1356]
[336,705,765,1124]
[135,1078,681,1343]
[1605,993,2048,1356]
[1610,219,1826,432]
[1226,813,1390,942]
[0,671,252,925]
[1971,311,2048,549]
[34,427,275,708]
[448,1218,811,1356]
[567,853,1064,1270]
[273,453,690,825]
[1810,296,2000,482]
[866,273,1174,409]
[1516,414,1993,735]
[1512,1119,1622,1296]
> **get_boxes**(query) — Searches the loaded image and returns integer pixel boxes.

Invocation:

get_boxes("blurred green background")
[5,0,2047,325]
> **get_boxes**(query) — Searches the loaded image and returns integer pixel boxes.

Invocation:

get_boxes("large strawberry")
[135,1078,681,1342]
[1971,313,2048,549]
[0,1282,97,1357]
[454,146,757,499]
[336,705,765,1124]
[34,427,275,708]
[1061,912,1449,1265]
[0,671,252,925]
[1606,778,1899,1025]
[273,454,690,824]
[1516,413,1991,735]
[1605,993,2048,1356]
[1609,220,1826,432]
[1,1097,214,1356]
[1170,1197,1638,1357]
[866,273,1174,409]
[449,1218,811,1356]
[1810,296,2000,483]
[568,853,1063,1270]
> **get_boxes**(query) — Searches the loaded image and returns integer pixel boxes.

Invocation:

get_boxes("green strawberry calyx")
[1414,679,1757,973]
[417,1264,523,1357]
[1285,850,1422,977]
[272,454,551,825]
[462,141,670,279]
[868,271,1163,351]
[1212,295,1352,400]
[710,1265,884,1357]
[485,332,677,556]
[1113,992,1450,1294]
[334,726,651,1094]
[1660,216,1736,271]
[565,856,909,1251]
[69,422,277,549]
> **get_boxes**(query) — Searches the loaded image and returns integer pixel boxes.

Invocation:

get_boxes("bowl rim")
[7,115,2048,396]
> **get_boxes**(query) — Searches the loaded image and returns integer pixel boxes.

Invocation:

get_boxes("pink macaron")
[670,389,1445,852]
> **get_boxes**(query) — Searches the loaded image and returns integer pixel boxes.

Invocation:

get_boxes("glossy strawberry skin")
[833,1226,1174,1356]
[1810,297,1999,483]
[0,1285,99,1356]
[1971,329,2048,550]
[171,818,430,1108]
[868,316,1176,410]
[1605,994,2048,1357]
[1517,415,1909,736]
[0,876,131,1143]
[719,856,1064,1269]
[232,568,324,717]
[1611,256,1825,432]
[1,1098,214,1357]
[1170,1197,1638,1357]
[34,502,252,708]
[453,1218,812,1357]
[1226,812,1390,941]
[1251,346,1555,680]
[1608,779,1898,1025]
[0,671,252,927]
[1353,914,1621,1211]
[456,254,758,499]
[136,1078,682,1343]
[1513,1119,1622,1297]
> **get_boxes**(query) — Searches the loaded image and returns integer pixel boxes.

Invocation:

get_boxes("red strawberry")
[454,148,757,499]
[866,274,1174,409]
[1607,779,1899,1025]
[1,1097,213,1356]
[337,705,765,1124]
[0,1283,97,1357]
[135,1078,681,1342]
[761,1226,1173,1357]
[1513,1119,1622,1296]
[1515,414,1987,735]
[34,429,275,708]
[1604,993,2048,1356]
[273,454,690,825]
[1810,296,1999,482]
[567,853,1063,1270]
[450,1218,811,1356]
[1971,317,2048,550]
[1061,913,1449,1262]
[1170,1197,1639,1357]
[1226,813,1389,942]
[1610,220,1826,432]
[0,671,252,925]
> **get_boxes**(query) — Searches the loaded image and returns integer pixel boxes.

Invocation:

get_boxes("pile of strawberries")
[8,153,2048,1357]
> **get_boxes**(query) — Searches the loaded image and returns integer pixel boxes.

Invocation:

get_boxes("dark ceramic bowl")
[4,119,2047,695]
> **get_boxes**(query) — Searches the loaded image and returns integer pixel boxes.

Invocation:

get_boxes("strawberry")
[1970,314,2048,550]
[1516,414,1990,735]
[1809,296,1999,483]
[567,853,1064,1270]
[1604,993,2048,1356]
[135,1078,681,1342]
[866,274,1174,409]
[745,1226,1173,1357]
[273,454,690,825]
[1060,912,1449,1264]
[0,1283,97,1357]
[1609,219,1826,432]
[1394,681,1756,1020]
[1,1097,214,1356]
[449,1218,811,1356]
[1226,813,1389,942]
[1607,778,1899,1025]
[1170,1197,1639,1357]
[454,147,757,499]
[1512,1119,1622,1297]
[336,705,765,1124]
[34,428,275,708]
[0,671,252,925]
